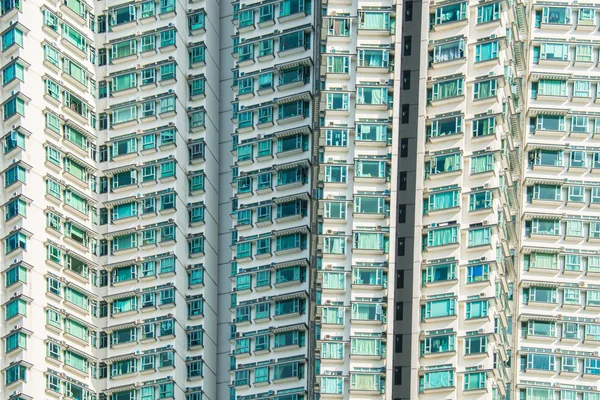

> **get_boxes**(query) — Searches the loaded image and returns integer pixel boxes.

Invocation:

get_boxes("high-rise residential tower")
[394,0,521,396]
[1,0,217,399]
[4,0,600,399]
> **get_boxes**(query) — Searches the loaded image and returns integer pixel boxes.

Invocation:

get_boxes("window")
[402,104,411,125]
[326,92,349,110]
[475,41,498,62]
[477,2,500,23]
[526,354,555,371]
[465,300,488,319]
[321,377,343,394]
[359,11,391,29]
[5,231,26,254]
[542,7,571,24]
[325,129,348,147]
[159,29,176,48]
[2,62,24,86]
[420,370,454,392]
[464,372,485,391]
[474,79,497,100]
[2,26,23,51]
[279,31,309,52]
[5,297,26,320]
[323,237,345,254]
[3,130,25,154]
[403,36,412,55]
[5,197,26,221]
[5,331,26,353]
[527,287,557,303]
[528,320,556,337]
[4,263,26,287]
[429,79,463,101]
[466,264,489,283]
[327,55,350,73]
[280,0,309,17]
[189,45,205,64]
[425,226,458,248]
[432,2,466,25]
[541,43,570,61]
[464,335,486,354]
[5,364,26,385]
[574,81,592,98]
[258,39,273,57]
[3,96,25,120]
[325,165,347,183]
[421,298,456,319]
[427,190,459,212]
[357,87,388,106]
[422,262,456,284]
[431,40,465,65]
[322,272,345,289]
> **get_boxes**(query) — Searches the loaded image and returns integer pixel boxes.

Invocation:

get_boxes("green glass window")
[474,79,497,99]
[280,0,309,16]
[359,11,391,29]
[62,23,87,52]
[4,263,26,287]
[422,262,456,284]
[5,297,26,319]
[427,190,459,212]
[3,96,25,119]
[467,227,491,247]
[471,153,494,174]
[2,27,23,50]
[5,331,26,353]
[5,364,26,385]
[327,55,350,73]
[477,2,500,23]
[465,300,488,319]
[5,197,26,221]
[2,62,24,85]
[433,2,466,25]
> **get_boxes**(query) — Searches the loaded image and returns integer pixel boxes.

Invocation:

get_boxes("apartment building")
[6,0,600,398]
[1,0,218,399]
[395,0,522,397]
[516,2,600,400]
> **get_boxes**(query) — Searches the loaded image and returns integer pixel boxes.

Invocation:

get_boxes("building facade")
[1,0,218,399]
[3,0,600,399]
[402,0,522,397]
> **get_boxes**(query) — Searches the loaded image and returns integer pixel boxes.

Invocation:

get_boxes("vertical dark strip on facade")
[392,0,422,398]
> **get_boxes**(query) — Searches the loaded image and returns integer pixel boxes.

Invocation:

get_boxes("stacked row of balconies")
[313,1,395,399]
[0,0,217,398]
[517,2,600,398]
[228,0,314,399]
[417,0,521,398]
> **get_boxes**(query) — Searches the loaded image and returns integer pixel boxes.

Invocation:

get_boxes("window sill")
[110,54,138,65]
[139,15,157,24]
[110,20,138,32]
[431,18,468,32]
[111,87,138,98]
[257,19,275,28]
